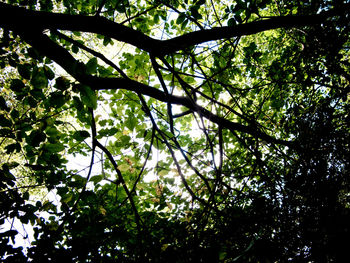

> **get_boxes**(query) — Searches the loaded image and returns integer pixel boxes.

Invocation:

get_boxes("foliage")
[0,0,349,262]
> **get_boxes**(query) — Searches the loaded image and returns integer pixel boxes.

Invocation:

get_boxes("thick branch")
[0,2,347,56]
[0,2,159,54]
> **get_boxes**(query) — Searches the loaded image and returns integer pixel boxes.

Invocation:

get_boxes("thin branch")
[163,2,205,30]
[69,108,97,214]
[120,4,160,25]
[138,94,214,210]
[129,127,155,196]
[54,30,128,78]
[94,140,142,232]
[150,56,175,134]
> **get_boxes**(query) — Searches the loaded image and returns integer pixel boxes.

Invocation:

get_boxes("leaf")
[244,42,257,55]
[125,115,137,131]
[86,57,98,74]
[61,193,73,203]
[190,6,202,20]
[219,250,227,260]
[41,201,54,212]
[31,68,48,89]
[77,84,97,109]
[118,163,129,172]
[103,36,113,46]
[72,130,90,141]
[90,175,103,184]
[71,45,79,53]
[158,169,169,177]
[176,13,186,25]
[2,230,18,237]
[228,17,236,26]
[44,143,65,153]
[154,14,160,24]
[48,92,66,108]
[5,143,21,154]
[98,127,118,137]
[233,239,255,261]
[45,127,59,138]
[181,18,189,30]
[72,96,84,111]
[72,174,87,187]
[17,63,32,79]
[10,109,19,120]
[10,79,25,93]
[98,119,108,127]
[55,77,70,90]
[0,114,12,127]
[0,96,8,111]
[28,130,46,147]
[44,65,55,80]
[99,206,107,216]
[234,13,242,23]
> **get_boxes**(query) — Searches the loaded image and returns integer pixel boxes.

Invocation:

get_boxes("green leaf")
[72,96,84,111]
[48,92,66,108]
[10,79,25,93]
[90,175,103,184]
[0,114,12,127]
[72,130,90,141]
[44,143,65,153]
[118,163,129,172]
[41,201,55,212]
[45,127,59,138]
[125,115,137,131]
[77,85,97,109]
[86,57,98,74]
[154,14,160,24]
[0,96,8,111]
[72,45,79,53]
[61,193,73,203]
[28,130,46,147]
[72,174,87,187]
[10,109,19,120]
[98,127,118,137]
[271,99,284,109]
[5,143,21,154]
[190,6,202,20]
[158,169,169,177]
[181,19,189,30]
[228,17,236,26]
[17,63,32,79]
[98,119,108,127]
[234,13,242,23]
[55,77,70,90]
[176,13,186,25]
[244,42,257,55]
[103,36,113,46]
[44,65,55,80]
[31,68,48,89]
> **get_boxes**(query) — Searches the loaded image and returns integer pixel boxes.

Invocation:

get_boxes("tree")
[0,0,349,261]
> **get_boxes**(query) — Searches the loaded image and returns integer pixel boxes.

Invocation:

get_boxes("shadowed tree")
[0,0,349,262]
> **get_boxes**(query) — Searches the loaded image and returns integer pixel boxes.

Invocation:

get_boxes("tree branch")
[95,140,142,232]
[15,29,293,147]
[1,2,347,56]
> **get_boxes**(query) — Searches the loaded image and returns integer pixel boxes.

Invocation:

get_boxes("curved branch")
[1,2,347,56]
[95,140,142,232]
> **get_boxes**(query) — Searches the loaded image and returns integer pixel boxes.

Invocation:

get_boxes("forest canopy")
[0,0,349,262]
